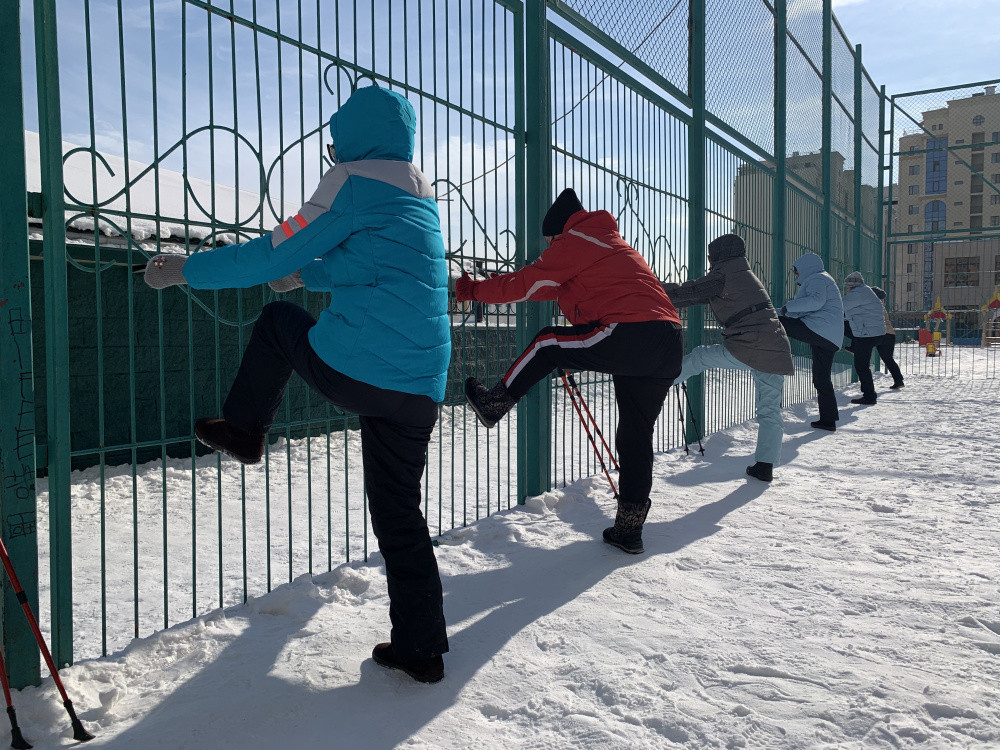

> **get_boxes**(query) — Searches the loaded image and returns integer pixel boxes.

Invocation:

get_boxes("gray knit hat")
[844,271,865,290]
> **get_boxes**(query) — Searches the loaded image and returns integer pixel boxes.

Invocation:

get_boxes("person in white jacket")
[842,271,887,405]
[778,253,844,432]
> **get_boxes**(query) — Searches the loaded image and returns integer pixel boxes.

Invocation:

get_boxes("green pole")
[686,0,706,443]
[877,84,887,287]
[33,0,74,668]
[772,0,787,303]
[518,0,552,502]
[821,0,832,271]
[853,44,863,274]
[0,0,42,689]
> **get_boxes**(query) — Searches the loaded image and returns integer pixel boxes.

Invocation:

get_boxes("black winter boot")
[746,461,773,482]
[372,642,444,684]
[464,377,516,428]
[889,382,904,390]
[810,420,836,432]
[195,418,265,464]
[602,498,652,554]
[850,396,877,405]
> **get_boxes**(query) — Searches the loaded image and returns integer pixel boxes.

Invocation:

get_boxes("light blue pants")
[676,344,785,465]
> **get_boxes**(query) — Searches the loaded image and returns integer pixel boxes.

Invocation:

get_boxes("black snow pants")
[779,315,840,424]
[223,301,447,659]
[503,320,683,505]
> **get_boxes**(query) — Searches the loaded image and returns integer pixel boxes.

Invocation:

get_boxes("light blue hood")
[329,86,416,162]
[793,252,825,282]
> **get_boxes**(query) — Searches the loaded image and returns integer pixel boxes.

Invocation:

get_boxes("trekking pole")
[557,370,619,498]
[560,370,619,471]
[674,385,690,455]
[681,383,705,456]
[0,647,31,749]
[0,538,94,743]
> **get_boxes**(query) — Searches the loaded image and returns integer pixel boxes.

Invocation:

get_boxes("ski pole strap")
[719,301,772,329]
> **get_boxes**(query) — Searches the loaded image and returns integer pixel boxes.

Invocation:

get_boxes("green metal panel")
[772,0,787,302]
[877,84,886,285]
[518,0,552,502]
[33,0,74,669]
[0,0,41,689]
[685,0,707,444]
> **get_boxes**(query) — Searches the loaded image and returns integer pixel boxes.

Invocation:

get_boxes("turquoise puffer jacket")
[183,86,451,402]
[783,253,844,348]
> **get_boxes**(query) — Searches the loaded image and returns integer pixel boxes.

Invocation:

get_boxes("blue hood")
[329,86,416,162]
[793,252,825,282]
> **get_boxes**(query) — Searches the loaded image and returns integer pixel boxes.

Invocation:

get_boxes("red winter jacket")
[469,209,680,326]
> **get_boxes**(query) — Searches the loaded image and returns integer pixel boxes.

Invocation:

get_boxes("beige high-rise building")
[892,85,1000,315]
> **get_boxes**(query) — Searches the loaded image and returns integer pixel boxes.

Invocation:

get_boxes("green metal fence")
[1,0,883,684]
[884,79,1000,380]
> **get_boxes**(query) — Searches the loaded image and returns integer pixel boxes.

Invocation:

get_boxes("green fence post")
[853,44,863,273]
[685,0,706,442]
[877,84,887,286]
[0,0,42,689]
[772,0,787,303]
[33,0,74,668]
[821,0,832,271]
[518,0,552,502]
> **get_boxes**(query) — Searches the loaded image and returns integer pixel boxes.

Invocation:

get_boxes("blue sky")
[832,0,1000,95]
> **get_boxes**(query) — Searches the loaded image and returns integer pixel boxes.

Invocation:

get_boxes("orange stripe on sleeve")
[280,221,294,238]
[293,214,307,229]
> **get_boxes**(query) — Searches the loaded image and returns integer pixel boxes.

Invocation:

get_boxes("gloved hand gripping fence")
[0,536,94,748]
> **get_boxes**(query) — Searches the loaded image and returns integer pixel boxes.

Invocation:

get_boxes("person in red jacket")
[455,189,684,554]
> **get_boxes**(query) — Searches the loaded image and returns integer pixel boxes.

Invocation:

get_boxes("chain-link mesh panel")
[557,0,689,95]
[786,0,822,72]
[827,213,853,283]
[862,77,881,152]
[706,0,775,155]
[785,41,824,193]
[861,142,880,232]
[831,101,854,211]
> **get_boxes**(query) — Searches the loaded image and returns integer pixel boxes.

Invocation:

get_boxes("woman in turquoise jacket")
[144,85,451,683]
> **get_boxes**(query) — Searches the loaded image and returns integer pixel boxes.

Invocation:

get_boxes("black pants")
[504,320,684,505]
[779,315,839,424]
[223,301,447,659]
[876,334,904,386]
[850,335,881,401]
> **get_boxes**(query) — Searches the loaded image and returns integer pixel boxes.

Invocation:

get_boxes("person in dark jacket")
[778,253,844,432]
[842,271,888,405]
[143,86,450,684]
[455,188,684,555]
[871,285,904,390]
[663,234,794,483]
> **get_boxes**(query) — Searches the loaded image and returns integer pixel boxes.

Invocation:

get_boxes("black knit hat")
[708,234,746,265]
[542,188,585,236]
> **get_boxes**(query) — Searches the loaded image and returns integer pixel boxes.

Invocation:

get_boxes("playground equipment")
[982,287,1000,347]
[923,297,951,356]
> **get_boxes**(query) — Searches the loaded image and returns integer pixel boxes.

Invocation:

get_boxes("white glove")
[144,254,188,289]
[268,270,304,293]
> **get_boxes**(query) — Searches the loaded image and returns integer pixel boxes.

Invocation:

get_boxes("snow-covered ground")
[13,366,1000,748]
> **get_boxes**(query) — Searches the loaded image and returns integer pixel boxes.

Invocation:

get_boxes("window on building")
[906,263,914,273]
[971,215,983,229]
[973,115,985,126]
[907,244,916,254]
[953,221,963,227]
[991,195,1000,205]
[972,153,985,171]
[955,139,966,145]
[944,257,979,287]
[995,256,1000,286]
[972,132,986,152]
[924,200,946,233]
[993,173,1000,182]
[909,185,919,195]
[907,224,915,232]
[954,201,964,206]
[955,180,964,185]
[909,165,920,175]
[927,178,946,193]
[993,131,1000,143]
[971,195,983,213]
[993,153,1000,164]
[972,176,983,193]
[906,283,915,291]
[908,204,919,214]
[992,216,1000,227]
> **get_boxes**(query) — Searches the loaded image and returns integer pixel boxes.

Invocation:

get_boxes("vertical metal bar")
[821,0,832,269]
[518,0,551,502]
[685,0,706,444]
[853,44,863,272]
[33,0,73,668]
[877,84,887,286]
[0,0,41,689]
[772,0,787,303]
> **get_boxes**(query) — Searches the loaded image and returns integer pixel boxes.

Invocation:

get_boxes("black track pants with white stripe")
[504,320,683,504]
